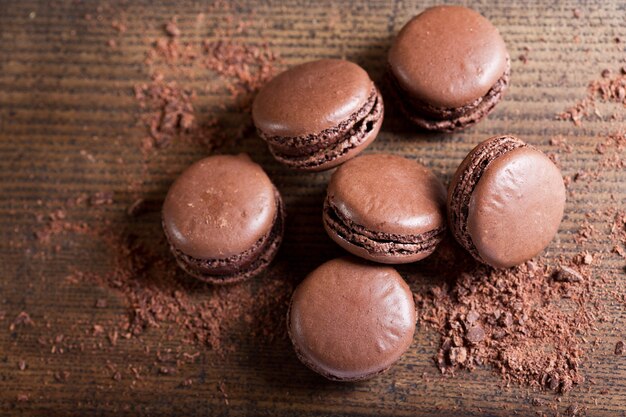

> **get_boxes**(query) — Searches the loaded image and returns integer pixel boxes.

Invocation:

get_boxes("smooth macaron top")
[327,153,447,236]
[388,5,508,108]
[467,146,566,268]
[288,257,416,380]
[252,59,374,137]
[162,154,277,260]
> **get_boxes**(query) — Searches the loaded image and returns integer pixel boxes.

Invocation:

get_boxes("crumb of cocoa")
[449,347,467,365]
[549,135,573,153]
[89,191,114,206]
[93,324,104,335]
[572,8,582,18]
[126,198,146,217]
[601,69,611,78]
[158,366,174,375]
[53,370,70,382]
[615,341,624,355]
[165,17,181,37]
[218,381,229,406]
[565,403,581,416]
[108,329,119,346]
[108,39,117,48]
[111,19,127,34]
[553,265,583,282]
[10,312,34,331]
[465,324,485,344]
[95,298,107,308]
[17,360,27,371]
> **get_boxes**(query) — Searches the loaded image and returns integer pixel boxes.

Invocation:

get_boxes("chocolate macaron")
[448,136,566,268]
[323,154,447,263]
[388,6,510,131]
[288,258,416,381]
[252,59,384,171]
[162,154,284,284]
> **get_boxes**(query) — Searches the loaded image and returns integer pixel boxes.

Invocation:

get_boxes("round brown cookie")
[287,257,416,381]
[252,59,384,171]
[323,153,447,264]
[162,154,284,284]
[388,5,510,131]
[447,135,566,268]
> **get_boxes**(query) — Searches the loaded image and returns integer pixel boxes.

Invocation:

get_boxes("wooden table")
[1,1,624,415]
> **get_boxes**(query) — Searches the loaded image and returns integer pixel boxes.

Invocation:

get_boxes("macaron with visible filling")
[447,135,566,268]
[388,5,510,131]
[252,59,384,171]
[287,257,416,381]
[162,154,284,284]
[323,153,447,264]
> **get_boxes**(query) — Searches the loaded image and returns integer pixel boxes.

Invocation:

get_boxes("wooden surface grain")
[1,0,625,416]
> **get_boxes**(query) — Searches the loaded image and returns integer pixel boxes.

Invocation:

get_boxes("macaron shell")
[388,5,508,108]
[327,154,447,236]
[467,147,566,268]
[252,59,373,137]
[162,154,277,260]
[288,258,416,380]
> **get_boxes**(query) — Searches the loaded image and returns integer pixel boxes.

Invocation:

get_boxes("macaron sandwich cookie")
[323,153,447,263]
[388,6,510,131]
[448,136,566,268]
[162,154,284,284]
[252,59,384,171]
[288,258,416,381]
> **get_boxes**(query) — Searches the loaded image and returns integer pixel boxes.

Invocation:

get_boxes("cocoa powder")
[415,253,600,393]
[557,68,626,125]
[136,16,280,153]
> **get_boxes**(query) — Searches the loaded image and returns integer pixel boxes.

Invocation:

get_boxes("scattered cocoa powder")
[415,257,599,393]
[557,69,626,125]
[135,17,280,153]
[134,75,196,149]
[34,209,292,356]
